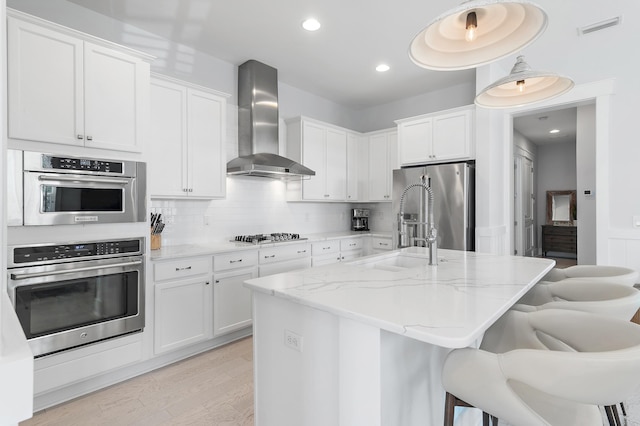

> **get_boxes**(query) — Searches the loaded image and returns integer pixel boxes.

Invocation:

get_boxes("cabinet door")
[188,89,226,198]
[399,118,432,166]
[154,277,212,354]
[432,109,472,161]
[149,79,188,197]
[346,133,360,201]
[84,42,146,152]
[213,267,258,336]
[8,17,84,146]
[301,121,327,200]
[325,128,347,200]
[368,134,392,201]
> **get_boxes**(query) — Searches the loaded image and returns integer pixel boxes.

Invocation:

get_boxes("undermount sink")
[352,252,429,272]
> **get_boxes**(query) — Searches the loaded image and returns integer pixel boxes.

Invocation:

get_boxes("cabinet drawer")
[312,241,339,256]
[371,236,393,251]
[154,257,211,281]
[259,243,311,264]
[214,250,258,272]
[259,257,312,276]
[341,237,363,252]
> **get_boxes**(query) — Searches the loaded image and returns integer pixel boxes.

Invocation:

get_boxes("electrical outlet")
[634,216,640,228]
[284,329,303,352]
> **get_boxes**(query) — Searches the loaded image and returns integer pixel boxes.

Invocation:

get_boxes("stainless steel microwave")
[8,150,146,226]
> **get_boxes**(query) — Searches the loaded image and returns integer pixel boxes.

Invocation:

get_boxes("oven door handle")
[38,175,130,185]
[10,260,143,280]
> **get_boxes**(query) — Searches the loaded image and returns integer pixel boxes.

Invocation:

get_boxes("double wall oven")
[7,150,148,357]
[7,238,145,358]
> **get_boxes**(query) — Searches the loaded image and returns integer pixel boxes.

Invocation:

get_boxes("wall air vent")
[578,16,621,35]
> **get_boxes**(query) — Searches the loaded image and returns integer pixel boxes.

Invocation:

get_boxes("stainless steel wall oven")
[7,238,145,357]
[9,150,146,226]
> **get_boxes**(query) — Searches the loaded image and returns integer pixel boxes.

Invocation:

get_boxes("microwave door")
[23,172,136,226]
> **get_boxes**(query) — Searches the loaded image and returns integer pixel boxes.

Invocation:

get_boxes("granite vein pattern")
[245,248,555,348]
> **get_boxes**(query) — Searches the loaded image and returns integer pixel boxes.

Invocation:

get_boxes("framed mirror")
[546,190,577,225]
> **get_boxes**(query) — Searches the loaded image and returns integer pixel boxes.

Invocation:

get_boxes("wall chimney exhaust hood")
[227,60,315,179]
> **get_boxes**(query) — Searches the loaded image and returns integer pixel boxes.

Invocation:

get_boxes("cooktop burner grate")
[231,233,306,244]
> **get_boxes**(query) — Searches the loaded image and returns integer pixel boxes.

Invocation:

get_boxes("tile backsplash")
[151,177,393,246]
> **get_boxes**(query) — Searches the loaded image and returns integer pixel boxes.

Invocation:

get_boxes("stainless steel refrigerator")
[392,161,475,251]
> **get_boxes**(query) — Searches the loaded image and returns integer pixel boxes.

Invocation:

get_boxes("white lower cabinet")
[311,237,364,266]
[259,243,312,276]
[371,236,393,253]
[213,251,258,336]
[153,257,213,355]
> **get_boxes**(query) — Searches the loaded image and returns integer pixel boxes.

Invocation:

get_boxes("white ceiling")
[513,107,577,146]
[66,0,476,109]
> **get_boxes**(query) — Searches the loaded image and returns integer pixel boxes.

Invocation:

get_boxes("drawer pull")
[175,266,192,271]
[265,254,276,259]
[323,246,331,250]
[215,280,220,284]
[349,243,356,247]
[229,259,243,264]
[206,281,210,285]
[379,242,389,246]
[297,250,307,254]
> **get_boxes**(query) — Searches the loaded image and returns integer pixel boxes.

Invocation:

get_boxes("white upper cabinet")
[287,117,347,201]
[397,105,475,166]
[149,75,228,199]
[367,129,398,202]
[346,132,362,201]
[7,11,152,152]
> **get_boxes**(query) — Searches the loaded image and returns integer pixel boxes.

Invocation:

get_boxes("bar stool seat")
[442,309,640,426]
[514,280,640,320]
[542,265,638,286]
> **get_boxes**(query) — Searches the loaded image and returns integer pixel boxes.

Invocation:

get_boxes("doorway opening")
[512,103,594,267]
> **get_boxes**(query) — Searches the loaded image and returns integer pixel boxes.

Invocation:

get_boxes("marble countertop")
[150,231,392,260]
[244,248,555,348]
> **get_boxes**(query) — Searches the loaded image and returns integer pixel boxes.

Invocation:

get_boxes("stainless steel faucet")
[397,175,438,266]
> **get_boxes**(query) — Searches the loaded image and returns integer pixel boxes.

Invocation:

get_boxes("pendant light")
[409,0,548,70]
[475,55,574,108]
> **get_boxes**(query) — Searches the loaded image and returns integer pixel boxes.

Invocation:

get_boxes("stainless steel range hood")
[227,60,315,179]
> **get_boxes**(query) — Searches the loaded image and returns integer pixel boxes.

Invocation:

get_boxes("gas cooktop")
[231,233,306,245]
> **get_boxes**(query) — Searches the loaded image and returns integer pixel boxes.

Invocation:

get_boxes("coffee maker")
[351,208,370,231]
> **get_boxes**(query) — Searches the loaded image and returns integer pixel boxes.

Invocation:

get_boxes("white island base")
[247,249,555,426]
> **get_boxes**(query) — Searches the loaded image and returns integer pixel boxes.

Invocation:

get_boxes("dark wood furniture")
[541,225,577,257]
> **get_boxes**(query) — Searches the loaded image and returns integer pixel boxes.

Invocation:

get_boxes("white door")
[368,134,390,201]
[149,78,188,197]
[213,268,257,336]
[522,157,536,257]
[325,128,347,200]
[514,154,536,257]
[7,18,84,146]
[302,122,327,200]
[188,89,226,198]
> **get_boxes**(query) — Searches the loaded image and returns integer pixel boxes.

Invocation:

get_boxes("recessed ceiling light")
[302,18,321,31]
[549,129,560,134]
[376,64,390,72]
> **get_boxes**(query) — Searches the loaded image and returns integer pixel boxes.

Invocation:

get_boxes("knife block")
[150,229,161,250]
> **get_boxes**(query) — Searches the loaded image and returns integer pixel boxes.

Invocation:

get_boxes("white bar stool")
[442,309,640,426]
[542,265,638,286]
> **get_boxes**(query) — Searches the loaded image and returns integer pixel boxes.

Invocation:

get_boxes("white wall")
[536,141,577,233]
[576,104,596,264]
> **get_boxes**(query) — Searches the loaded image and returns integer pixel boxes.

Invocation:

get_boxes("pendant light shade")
[409,0,548,71]
[475,55,574,108]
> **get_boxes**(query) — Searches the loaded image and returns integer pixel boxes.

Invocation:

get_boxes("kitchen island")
[245,248,554,426]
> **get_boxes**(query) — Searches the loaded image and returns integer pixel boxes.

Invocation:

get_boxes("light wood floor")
[21,337,254,426]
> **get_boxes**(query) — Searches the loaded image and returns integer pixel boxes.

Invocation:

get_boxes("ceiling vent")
[578,16,622,35]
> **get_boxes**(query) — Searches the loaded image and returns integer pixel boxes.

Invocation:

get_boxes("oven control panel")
[11,239,142,265]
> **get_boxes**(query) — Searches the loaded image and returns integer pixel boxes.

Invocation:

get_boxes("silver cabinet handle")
[297,250,307,254]
[11,260,142,280]
[265,254,276,259]
[215,280,220,284]
[349,243,356,247]
[175,266,192,271]
[379,242,389,246]
[86,135,93,141]
[205,281,210,285]
[322,246,331,250]
[189,188,193,192]
[38,175,130,185]
[229,259,243,264]
[77,134,84,139]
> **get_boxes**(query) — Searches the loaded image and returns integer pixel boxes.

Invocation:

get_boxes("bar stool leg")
[444,392,455,426]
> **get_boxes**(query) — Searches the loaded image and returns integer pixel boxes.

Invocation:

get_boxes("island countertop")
[245,247,555,348]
